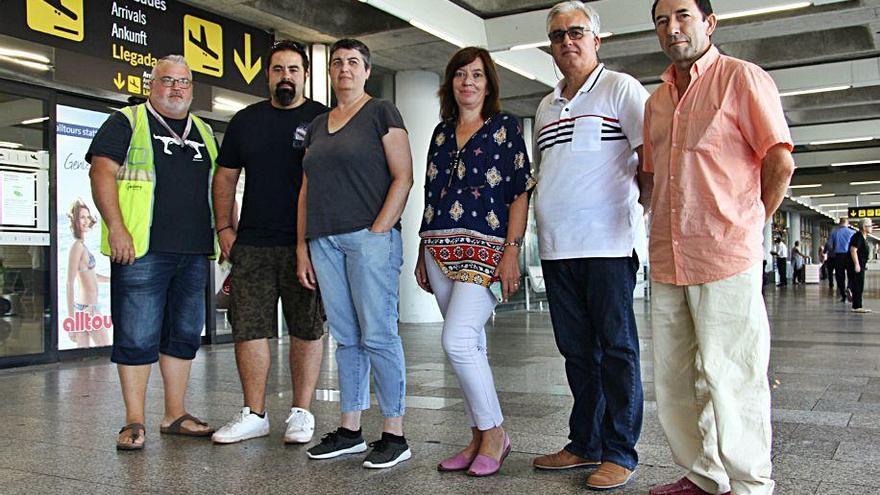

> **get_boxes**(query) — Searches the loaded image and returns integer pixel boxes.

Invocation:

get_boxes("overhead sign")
[1,0,272,96]
[26,0,85,41]
[848,207,880,219]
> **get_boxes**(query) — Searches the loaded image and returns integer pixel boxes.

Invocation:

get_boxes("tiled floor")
[0,273,878,494]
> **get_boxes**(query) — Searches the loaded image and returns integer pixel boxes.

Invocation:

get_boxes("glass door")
[0,80,52,367]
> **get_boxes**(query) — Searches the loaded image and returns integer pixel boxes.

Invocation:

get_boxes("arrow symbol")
[233,33,262,84]
[113,73,125,90]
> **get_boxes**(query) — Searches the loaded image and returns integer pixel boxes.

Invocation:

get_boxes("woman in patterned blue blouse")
[414,46,536,477]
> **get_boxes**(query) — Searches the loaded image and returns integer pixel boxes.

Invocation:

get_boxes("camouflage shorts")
[228,244,325,342]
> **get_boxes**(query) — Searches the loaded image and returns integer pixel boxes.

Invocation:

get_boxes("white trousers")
[425,252,503,430]
[651,263,773,495]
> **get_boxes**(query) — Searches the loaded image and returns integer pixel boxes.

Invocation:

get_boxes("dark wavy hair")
[266,39,310,72]
[651,0,713,22]
[67,199,96,240]
[438,47,501,122]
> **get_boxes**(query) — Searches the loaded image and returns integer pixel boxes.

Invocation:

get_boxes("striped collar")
[553,63,606,101]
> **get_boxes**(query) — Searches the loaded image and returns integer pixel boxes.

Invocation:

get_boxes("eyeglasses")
[548,26,593,44]
[158,76,192,88]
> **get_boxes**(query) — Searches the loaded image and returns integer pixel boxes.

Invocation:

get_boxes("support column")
[812,222,822,262]
[395,70,443,323]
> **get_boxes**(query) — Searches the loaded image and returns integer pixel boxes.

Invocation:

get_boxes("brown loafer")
[585,461,634,491]
[533,448,600,470]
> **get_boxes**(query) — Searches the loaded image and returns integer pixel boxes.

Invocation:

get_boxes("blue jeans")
[110,252,208,365]
[541,254,643,470]
[309,228,406,417]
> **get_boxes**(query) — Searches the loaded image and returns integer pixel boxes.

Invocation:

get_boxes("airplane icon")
[26,0,84,41]
[183,15,223,76]
[43,0,78,21]
[189,25,219,60]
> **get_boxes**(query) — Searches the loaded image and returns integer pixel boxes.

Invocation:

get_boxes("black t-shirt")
[86,109,215,255]
[217,99,328,246]
[849,231,869,270]
[303,99,406,239]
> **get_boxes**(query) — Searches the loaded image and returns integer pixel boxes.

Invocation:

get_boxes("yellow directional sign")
[183,15,223,77]
[127,75,141,94]
[26,0,84,42]
[233,33,262,84]
[113,73,125,90]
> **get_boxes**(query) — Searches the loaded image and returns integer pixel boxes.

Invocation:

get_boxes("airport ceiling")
[186,0,880,218]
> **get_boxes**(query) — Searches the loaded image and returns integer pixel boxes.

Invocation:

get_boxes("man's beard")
[275,83,296,106]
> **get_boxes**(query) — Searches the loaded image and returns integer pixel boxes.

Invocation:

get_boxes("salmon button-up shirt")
[644,45,793,286]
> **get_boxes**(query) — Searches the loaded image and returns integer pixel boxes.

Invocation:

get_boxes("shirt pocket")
[685,109,724,151]
[571,116,602,152]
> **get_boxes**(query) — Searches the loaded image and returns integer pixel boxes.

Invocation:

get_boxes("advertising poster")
[56,105,113,350]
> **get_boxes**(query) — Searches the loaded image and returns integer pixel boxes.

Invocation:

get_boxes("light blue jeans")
[309,228,406,417]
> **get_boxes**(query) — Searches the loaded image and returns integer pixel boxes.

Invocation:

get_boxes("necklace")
[146,100,192,146]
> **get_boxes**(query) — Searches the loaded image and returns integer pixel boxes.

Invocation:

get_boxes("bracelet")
[216,225,234,234]
[502,241,522,251]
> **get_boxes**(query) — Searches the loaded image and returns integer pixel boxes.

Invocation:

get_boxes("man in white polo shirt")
[530,1,652,491]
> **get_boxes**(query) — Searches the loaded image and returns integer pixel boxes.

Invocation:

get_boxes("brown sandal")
[160,414,214,437]
[116,423,146,451]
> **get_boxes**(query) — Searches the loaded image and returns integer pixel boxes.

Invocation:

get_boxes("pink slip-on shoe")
[437,451,477,472]
[466,434,511,477]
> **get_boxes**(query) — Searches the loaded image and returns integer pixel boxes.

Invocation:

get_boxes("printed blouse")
[419,112,535,287]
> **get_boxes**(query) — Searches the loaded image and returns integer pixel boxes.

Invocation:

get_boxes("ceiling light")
[826,209,849,213]
[715,2,812,20]
[797,193,835,198]
[0,47,50,63]
[20,117,49,125]
[0,141,23,149]
[850,180,880,186]
[859,191,880,195]
[495,60,537,80]
[831,160,880,167]
[816,203,848,207]
[509,41,550,51]
[809,136,874,146]
[214,96,247,110]
[0,55,51,71]
[779,85,851,97]
[788,184,822,189]
[409,19,466,48]
[598,32,613,39]
[213,97,246,112]
[871,202,880,205]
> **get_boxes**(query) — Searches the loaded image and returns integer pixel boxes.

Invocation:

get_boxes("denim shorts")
[110,252,208,365]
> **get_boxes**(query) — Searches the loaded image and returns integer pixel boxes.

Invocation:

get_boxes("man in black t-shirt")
[88,55,216,450]
[211,41,329,445]
[848,218,874,313]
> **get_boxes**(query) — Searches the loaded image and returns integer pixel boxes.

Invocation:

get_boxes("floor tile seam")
[6,471,152,493]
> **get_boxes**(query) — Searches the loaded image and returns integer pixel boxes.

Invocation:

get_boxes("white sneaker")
[284,407,315,444]
[212,407,270,444]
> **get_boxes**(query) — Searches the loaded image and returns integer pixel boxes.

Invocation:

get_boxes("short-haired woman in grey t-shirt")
[296,38,414,469]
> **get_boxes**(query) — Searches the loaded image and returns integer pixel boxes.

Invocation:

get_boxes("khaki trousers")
[651,263,773,495]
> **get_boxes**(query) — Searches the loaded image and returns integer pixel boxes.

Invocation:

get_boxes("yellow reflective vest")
[100,103,219,259]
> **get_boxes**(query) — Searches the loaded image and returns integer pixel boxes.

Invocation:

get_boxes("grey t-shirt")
[303,98,407,239]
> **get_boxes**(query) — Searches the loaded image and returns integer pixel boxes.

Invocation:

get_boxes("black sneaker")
[306,428,367,459]
[362,433,412,469]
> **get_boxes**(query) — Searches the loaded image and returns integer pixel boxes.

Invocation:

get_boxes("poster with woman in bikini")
[56,105,114,350]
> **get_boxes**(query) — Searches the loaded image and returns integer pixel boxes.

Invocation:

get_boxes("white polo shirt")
[533,64,649,261]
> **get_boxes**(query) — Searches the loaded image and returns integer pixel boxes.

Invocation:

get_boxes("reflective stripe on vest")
[100,103,219,259]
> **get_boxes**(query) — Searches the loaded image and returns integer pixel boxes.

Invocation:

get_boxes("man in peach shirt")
[644,1,794,495]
